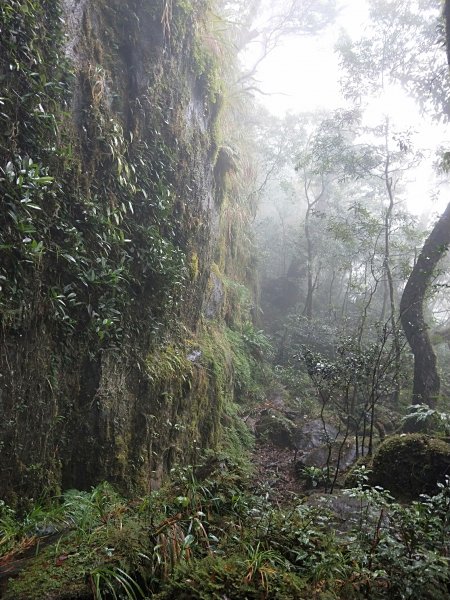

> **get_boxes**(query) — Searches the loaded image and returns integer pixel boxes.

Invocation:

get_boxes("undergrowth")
[1,459,450,599]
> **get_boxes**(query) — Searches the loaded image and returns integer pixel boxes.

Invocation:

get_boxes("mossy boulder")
[255,412,294,448]
[370,434,450,499]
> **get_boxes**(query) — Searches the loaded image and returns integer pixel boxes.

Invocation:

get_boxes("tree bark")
[400,202,450,407]
[445,0,450,67]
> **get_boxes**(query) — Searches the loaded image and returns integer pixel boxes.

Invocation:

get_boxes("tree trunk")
[400,3,450,408]
[304,201,314,319]
[383,122,401,405]
[446,0,450,67]
[302,176,322,320]
[400,202,450,407]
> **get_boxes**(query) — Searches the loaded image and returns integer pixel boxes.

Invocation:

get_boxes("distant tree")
[337,0,450,408]
[336,0,450,117]
[294,109,359,319]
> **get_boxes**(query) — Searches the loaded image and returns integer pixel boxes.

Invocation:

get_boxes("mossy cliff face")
[0,0,239,503]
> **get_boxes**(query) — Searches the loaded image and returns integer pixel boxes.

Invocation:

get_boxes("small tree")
[299,324,406,490]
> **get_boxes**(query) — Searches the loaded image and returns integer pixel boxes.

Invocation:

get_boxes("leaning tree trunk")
[446,0,450,68]
[400,202,450,407]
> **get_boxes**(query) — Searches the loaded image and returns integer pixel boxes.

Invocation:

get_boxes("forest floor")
[251,441,304,504]
[245,386,359,506]
[3,401,450,599]
[245,389,320,504]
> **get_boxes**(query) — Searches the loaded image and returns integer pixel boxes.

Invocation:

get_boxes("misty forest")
[2,0,450,598]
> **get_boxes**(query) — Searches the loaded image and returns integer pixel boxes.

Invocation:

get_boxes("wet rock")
[302,440,358,470]
[294,440,361,489]
[305,492,376,533]
[204,271,224,318]
[292,419,339,453]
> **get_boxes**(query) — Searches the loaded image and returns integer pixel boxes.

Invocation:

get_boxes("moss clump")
[255,412,295,448]
[370,434,450,499]
[4,538,91,600]
[146,343,193,388]
[189,251,199,280]
[3,484,149,600]
[220,400,254,464]
[196,324,246,460]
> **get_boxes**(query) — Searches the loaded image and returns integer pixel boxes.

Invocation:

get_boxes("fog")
[240,0,450,216]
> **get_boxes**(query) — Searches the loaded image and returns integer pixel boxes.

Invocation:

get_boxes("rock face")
[0,0,242,503]
[292,420,339,453]
[370,434,450,499]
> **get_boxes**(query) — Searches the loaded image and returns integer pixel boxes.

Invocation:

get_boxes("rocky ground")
[246,389,355,503]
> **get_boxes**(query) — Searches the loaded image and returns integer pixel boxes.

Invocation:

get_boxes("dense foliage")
[0,0,193,347]
[1,460,450,599]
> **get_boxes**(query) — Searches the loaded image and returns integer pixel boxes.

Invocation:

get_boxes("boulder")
[302,440,358,470]
[255,412,294,448]
[370,434,450,499]
[292,419,338,453]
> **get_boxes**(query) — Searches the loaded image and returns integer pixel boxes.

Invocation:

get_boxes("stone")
[255,412,295,448]
[292,419,339,453]
[370,434,450,499]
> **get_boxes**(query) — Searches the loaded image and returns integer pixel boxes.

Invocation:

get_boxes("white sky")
[243,0,368,113]
[241,0,449,217]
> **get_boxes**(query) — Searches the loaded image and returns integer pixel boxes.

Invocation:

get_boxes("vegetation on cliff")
[1,0,450,598]
[0,0,260,503]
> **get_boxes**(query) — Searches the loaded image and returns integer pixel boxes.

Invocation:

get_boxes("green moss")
[3,483,152,600]
[192,30,223,105]
[146,343,193,388]
[198,322,267,403]
[370,434,450,499]
[255,412,295,448]
[220,401,254,465]
[4,539,90,600]
[198,324,233,395]
[189,250,200,280]
[114,432,132,477]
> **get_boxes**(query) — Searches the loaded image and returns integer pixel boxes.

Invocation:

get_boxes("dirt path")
[251,440,307,503]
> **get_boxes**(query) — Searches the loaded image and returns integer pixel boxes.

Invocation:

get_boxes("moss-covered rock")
[255,412,295,448]
[370,434,450,499]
